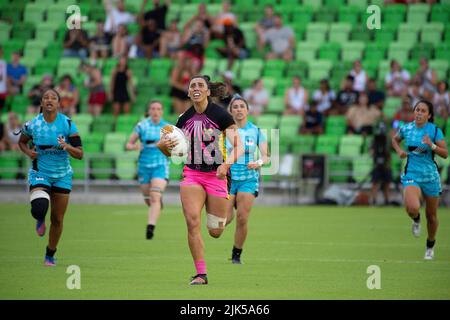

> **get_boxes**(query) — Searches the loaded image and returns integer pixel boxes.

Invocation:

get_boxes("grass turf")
[0,204,449,299]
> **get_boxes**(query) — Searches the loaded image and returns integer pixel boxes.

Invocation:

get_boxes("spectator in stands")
[218,70,242,108]
[349,60,368,93]
[215,20,249,70]
[255,5,276,47]
[55,74,79,117]
[0,46,7,112]
[27,74,54,114]
[313,79,336,115]
[3,112,21,151]
[112,24,132,58]
[243,78,269,116]
[392,98,414,134]
[369,131,392,206]
[407,78,425,107]
[63,28,90,59]
[104,0,136,35]
[90,21,112,61]
[385,59,410,97]
[332,75,359,115]
[284,76,308,116]
[433,80,449,120]
[159,19,181,59]
[80,62,106,117]
[185,3,214,33]
[414,57,438,99]
[0,119,5,151]
[7,52,27,95]
[136,18,161,59]
[181,18,210,73]
[367,78,385,110]
[346,92,381,135]
[139,0,171,31]
[169,56,194,114]
[110,56,135,116]
[300,101,324,135]
[211,1,237,39]
[258,15,295,62]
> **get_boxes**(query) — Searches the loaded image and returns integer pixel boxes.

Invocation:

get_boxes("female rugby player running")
[392,100,448,260]
[158,75,243,285]
[126,100,171,240]
[18,89,83,266]
[226,95,269,264]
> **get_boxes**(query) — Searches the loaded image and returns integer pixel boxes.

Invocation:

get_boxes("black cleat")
[231,256,243,264]
[190,274,208,285]
[146,225,155,240]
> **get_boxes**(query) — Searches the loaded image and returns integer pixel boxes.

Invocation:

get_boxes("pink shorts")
[180,166,229,199]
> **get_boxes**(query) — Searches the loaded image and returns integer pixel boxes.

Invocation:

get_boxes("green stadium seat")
[351,26,373,42]
[410,43,433,61]
[430,5,450,23]
[266,96,285,114]
[23,3,46,24]
[292,7,314,27]
[45,42,63,60]
[341,41,365,63]
[255,114,279,130]
[383,4,406,26]
[384,97,402,119]
[338,6,360,24]
[397,24,420,47]
[420,23,444,46]
[315,7,337,23]
[10,95,29,115]
[406,3,430,25]
[0,22,11,42]
[403,59,419,75]
[429,60,449,81]
[363,43,386,64]
[329,157,351,182]
[263,60,287,78]
[388,42,411,62]
[291,134,315,154]
[339,135,363,157]
[307,60,333,82]
[72,113,94,129]
[325,115,347,136]
[47,4,69,24]
[353,156,373,183]
[115,115,140,134]
[116,152,138,180]
[328,23,351,43]
[295,42,318,63]
[0,152,22,179]
[239,59,263,82]
[103,133,127,154]
[306,23,329,44]
[11,23,35,41]
[280,115,302,128]
[302,0,322,9]
[90,155,114,180]
[92,115,115,133]
[315,135,340,155]
[0,5,23,24]
[82,133,104,154]
[347,0,368,10]
[58,58,81,78]
[169,162,184,181]
[318,42,341,62]
[71,158,87,180]
[35,24,57,43]
[286,61,308,79]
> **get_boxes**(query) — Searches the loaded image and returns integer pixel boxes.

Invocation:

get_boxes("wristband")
[431,143,437,151]
[256,159,264,167]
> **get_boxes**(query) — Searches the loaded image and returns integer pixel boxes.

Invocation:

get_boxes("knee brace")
[207,213,227,230]
[149,187,163,194]
[30,190,50,220]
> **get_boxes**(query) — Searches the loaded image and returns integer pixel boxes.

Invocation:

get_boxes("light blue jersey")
[134,118,170,170]
[397,121,445,183]
[226,121,266,181]
[22,113,78,179]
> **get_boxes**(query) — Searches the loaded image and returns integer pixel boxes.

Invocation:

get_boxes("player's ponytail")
[413,100,434,123]
[190,75,229,100]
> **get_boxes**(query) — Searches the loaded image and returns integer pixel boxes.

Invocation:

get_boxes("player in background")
[158,75,243,285]
[392,100,448,260]
[225,95,269,264]
[18,89,83,266]
[126,101,170,240]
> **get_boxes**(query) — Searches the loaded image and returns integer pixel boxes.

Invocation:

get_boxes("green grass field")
[1,204,450,300]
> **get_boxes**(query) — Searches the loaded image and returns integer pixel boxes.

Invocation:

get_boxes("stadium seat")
[306,23,329,44]
[325,115,347,136]
[315,7,337,23]
[318,43,341,63]
[103,133,127,154]
[410,43,433,61]
[315,135,340,155]
[352,156,373,183]
[397,24,420,47]
[430,4,450,23]
[328,23,351,43]
[292,7,314,27]
[341,41,365,62]
[115,115,140,134]
[347,0,368,10]
[329,157,352,182]
[11,22,35,41]
[10,95,29,115]
[351,26,373,42]
[0,152,22,179]
[256,114,279,130]
[263,60,287,78]
[388,42,411,63]
[169,162,183,181]
[82,133,104,154]
[307,60,333,82]
[339,135,363,157]
[90,155,114,180]
[239,59,263,82]
[337,6,360,24]
[116,152,138,180]
[384,97,402,119]
[291,134,315,154]
[23,3,46,24]
[92,115,115,133]
[0,21,11,42]
[296,42,318,63]
[47,3,69,23]
[429,60,449,81]
[407,3,431,24]
[420,23,444,46]
[71,158,87,180]
[383,4,406,27]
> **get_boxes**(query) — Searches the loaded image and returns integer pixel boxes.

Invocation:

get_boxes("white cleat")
[412,221,421,237]
[424,248,434,260]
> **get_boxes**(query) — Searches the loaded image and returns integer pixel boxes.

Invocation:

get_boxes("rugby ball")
[160,125,189,158]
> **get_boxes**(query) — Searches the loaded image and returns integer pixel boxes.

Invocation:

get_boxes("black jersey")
[176,102,235,172]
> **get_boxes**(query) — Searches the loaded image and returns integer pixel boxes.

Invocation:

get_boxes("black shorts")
[371,167,392,184]
[170,86,189,101]
[30,184,71,194]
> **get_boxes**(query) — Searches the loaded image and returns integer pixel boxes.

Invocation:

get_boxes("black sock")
[412,213,420,223]
[232,246,242,258]
[426,239,435,249]
[46,247,56,257]
[147,224,155,232]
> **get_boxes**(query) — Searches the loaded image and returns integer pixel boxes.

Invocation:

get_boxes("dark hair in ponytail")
[190,75,228,99]
[413,99,434,123]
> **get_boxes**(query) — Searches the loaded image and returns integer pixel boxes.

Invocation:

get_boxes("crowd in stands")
[0,0,449,156]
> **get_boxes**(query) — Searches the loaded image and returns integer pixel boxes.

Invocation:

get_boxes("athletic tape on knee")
[30,190,50,202]
[149,187,163,194]
[207,213,227,230]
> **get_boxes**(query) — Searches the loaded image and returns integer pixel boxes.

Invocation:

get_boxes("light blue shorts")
[138,164,169,184]
[28,169,73,193]
[230,178,259,197]
[401,175,442,197]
